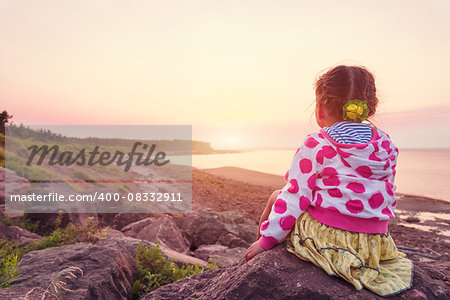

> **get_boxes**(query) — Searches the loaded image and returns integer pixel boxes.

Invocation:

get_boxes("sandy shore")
[202,166,450,205]
[202,166,286,189]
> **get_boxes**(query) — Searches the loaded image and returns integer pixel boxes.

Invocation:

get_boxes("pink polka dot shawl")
[259,127,398,250]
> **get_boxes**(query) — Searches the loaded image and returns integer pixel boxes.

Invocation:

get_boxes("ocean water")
[190,149,450,202]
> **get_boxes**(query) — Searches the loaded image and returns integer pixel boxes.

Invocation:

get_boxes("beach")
[193,166,450,259]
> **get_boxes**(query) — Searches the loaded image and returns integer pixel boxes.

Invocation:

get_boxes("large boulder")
[143,244,449,300]
[121,215,190,254]
[173,209,258,250]
[0,223,43,245]
[194,244,246,266]
[0,242,136,300]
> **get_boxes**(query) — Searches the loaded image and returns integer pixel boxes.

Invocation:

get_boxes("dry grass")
[24,266,83,300]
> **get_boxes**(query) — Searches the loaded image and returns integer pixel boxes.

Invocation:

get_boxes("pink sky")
[1,0,449,149]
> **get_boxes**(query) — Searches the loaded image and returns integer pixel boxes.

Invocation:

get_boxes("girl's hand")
[245,240,266,261]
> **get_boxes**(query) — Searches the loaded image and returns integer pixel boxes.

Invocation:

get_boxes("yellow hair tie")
[343,99,369,122]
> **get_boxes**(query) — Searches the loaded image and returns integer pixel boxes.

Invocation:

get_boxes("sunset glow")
[1,0,449,149]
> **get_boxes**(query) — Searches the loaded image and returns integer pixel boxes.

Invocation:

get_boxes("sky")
[1,0,449,149]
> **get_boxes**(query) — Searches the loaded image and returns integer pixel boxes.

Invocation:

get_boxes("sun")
[214,133,245,150]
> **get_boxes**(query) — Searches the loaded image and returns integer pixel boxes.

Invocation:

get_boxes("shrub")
[34,215,99,250]
[131,243,219,299]
[0,251,22,288]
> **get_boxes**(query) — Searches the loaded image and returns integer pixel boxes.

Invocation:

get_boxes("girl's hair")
[315,65,378,120]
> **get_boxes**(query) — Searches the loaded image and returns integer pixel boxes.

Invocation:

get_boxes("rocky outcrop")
[0,242,136,300]
[1,207,448,300]
[0,228,208,300]
[194,244,246,266]
[0,223,43,245]
[173,209,258,250]
[121,215,190,254]
[143,245,449,300]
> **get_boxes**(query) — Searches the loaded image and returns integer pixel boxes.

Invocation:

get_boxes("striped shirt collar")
[323,121,372,144]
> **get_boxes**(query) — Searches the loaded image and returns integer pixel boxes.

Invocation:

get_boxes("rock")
[161,245,209,269]
[235,223,259,244]
[0,167,31,206]
[121,217,154,236]
[217,233,249,248]
[173,210,258,250]
[0,242,136,300]
[406,216,421,223]
[172,210,220,248]
[121,215,190,254]
[194,244,246,266]
[143,244,450,300]
[98,227,125,238]
[111,212,153,230]
[216,210,248,224]
[0,223,43,245]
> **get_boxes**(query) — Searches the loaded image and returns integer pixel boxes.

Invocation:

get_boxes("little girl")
[245,65,413,296]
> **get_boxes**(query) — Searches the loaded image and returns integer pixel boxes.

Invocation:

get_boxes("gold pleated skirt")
[286,211,413,296]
